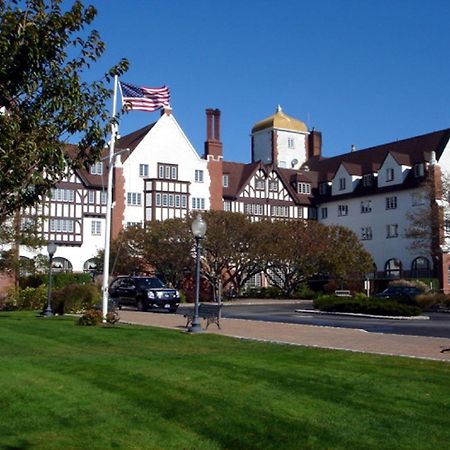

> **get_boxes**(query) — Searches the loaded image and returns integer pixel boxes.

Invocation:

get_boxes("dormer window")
[297,182,311,195]
[223,174,229,188]
[414,163,424,177]
[90,162,103,175]
[339,177,346,190]
[363,174,373,187]
[386,168,394,182]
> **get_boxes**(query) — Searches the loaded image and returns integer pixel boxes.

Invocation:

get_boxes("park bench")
[334,290,351,297]
[184,303,222,330]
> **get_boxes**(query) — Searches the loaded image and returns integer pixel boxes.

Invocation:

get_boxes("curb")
[295,309,430,320]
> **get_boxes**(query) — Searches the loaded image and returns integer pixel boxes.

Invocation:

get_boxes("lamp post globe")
[191,214,207,239]
[189,214,207,333]
[43,241,57,317]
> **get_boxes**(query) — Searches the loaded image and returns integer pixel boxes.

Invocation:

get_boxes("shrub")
[78,309,103,326]
[314,295,422,316]
[292,283,317,299]
[415,292,450,311]
[4,285,48,311]
[52,283,101,315]
[20,272,93,289]
[77,309,120,326]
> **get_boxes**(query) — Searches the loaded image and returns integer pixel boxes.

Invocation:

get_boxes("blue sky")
[86,0,450,162]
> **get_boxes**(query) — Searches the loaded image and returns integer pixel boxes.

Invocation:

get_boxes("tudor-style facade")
[14,104,450,292]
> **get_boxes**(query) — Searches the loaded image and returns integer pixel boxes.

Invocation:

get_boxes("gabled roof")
[308,128,450,182]
[116,122,156,163]
[222,160,316,205]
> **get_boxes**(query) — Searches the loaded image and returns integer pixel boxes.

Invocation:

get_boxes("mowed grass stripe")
[0,311,449,449]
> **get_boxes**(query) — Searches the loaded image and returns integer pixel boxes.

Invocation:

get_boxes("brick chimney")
[204,108,223,210]
[307,129,322,160]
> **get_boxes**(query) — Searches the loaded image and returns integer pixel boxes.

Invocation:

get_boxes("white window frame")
[386,196,397,210]
[338,204,348,216]
[91,220,101,236]
[195,170,204,183]
[139,164,149,178]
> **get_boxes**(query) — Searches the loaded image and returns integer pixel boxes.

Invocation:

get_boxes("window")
[338,204,348,216]
[51,188,74,203]
[195,170,204,183]
[223,174,229,188]
[360,200,372,213]
[49,219,74,233]
[157,163,178,180]
[339,178,346,191]
[91,220,101,236]
[90,162,103,175]
[414,164,424,177]
[385,259,402,278]
[386,224,399,238]
[321,207,328,219]
[127,192,142,206]
[363,174,373,187]
[319,183,328,195]
[162,194,168,207]
[386,196,397,210]
[411,257,431,278]
[181,195,187,208]
[255,178,265,190]
[386,168,394,182]
[192,197,205,210]
[100,191,107,205]
[224,201,231,211]
[309,208,317,219]
[246,204,264,216]
[175,195,180,207]
[297,183,311,195]
[287,137,295,149]
[270,205,289,217]
[155,193,161,206]
[361,227,373,240]
[139,164,149,177]
[169,194,174,207]
[269,180,278,192]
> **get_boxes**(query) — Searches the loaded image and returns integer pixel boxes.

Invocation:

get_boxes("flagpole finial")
[161,104,172,116]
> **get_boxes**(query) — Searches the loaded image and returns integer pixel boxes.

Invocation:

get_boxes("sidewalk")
[119,309,450,362]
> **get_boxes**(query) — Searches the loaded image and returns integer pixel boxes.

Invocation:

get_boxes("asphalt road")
[179,302,450,339]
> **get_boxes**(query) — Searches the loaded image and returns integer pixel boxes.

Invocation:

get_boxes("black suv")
[374,286,422,301]
[109,276,180,312]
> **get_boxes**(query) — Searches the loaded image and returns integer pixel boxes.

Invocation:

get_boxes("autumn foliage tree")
[0,0,128,222]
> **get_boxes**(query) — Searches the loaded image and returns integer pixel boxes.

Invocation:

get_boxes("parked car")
[109,276,180,312]
[374,286,422,301]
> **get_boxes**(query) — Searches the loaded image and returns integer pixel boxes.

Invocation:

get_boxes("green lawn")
[1,312,449,449]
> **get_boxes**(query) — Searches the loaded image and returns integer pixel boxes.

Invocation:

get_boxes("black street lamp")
[43,241,57,317]
[189,214,207,333]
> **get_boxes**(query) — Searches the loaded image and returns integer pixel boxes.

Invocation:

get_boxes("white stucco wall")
[318,186,430,273]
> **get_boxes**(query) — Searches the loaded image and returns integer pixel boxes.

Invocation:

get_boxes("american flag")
[119,82,170,112]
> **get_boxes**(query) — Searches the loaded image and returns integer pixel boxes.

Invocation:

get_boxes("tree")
[0,0,128,222]
[200,211,262,300]
[405,169,450,255]
[141,219,193,288]
[260,220,373,296]
[93,225,146,276]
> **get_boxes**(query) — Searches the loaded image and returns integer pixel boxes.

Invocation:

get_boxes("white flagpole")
[102,74,119,322]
